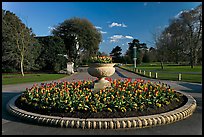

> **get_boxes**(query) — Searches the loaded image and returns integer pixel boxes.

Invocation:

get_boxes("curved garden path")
[2,67,202,135]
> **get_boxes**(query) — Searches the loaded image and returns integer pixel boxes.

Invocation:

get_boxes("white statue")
[57,34,79,74]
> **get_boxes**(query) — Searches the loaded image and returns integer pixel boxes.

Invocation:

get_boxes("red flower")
[127,78,132,82]
[136,78,141,82]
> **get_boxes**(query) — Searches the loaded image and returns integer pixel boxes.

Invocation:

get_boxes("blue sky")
[2,2,202,55]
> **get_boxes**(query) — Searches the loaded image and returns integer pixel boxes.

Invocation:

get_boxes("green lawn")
[119,63,202,83]
[2,73,68,85]
[136,66,201,73]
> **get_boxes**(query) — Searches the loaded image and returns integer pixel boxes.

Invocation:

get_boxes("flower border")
[6,91,196,129]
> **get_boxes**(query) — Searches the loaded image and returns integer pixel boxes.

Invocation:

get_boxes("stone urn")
[88,63,115,92]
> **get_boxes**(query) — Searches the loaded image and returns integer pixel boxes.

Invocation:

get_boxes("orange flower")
[85,96,89,101]
[155,91,159,96]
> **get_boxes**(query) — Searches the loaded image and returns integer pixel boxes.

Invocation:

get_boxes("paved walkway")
[2,67,202,135]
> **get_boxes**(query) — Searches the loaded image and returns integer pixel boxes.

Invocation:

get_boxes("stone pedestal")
[67,62,74,74]
[87,63,115,93]
[93,78,111,92]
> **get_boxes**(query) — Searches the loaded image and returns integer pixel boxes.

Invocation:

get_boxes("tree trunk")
[21,55,24,76]
[193,49,198,66]
[189,48,194,68]
[190,57,194,68]
[160,61,164,70]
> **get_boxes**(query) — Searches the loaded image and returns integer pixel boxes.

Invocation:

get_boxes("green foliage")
[52,17,102,64]
[125,39,148,65]
[142,51,151,63]
[123,55,132,64]
[89,56,112,63]
[2,9,40,73]
[110,46,122,63]
[18,79,180,113]
[35,36,67,72]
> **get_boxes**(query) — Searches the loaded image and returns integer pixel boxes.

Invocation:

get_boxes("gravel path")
[2,67,202,135]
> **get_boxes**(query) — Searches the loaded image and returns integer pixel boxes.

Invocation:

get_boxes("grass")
[136,66,201,73]
[2,73,68,85]
[119,63,202,83]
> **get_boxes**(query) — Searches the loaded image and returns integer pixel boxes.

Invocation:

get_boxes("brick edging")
[6,91,196,129]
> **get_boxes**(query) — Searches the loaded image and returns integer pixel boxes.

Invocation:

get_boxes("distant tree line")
[109,39,155,65]
[109,4,202,69]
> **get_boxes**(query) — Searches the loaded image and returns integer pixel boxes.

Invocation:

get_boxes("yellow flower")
[111,95,115,99]
[156,103,162,107]
[107,108,112,112]
[103,98,106,102]
[104,94,106,97]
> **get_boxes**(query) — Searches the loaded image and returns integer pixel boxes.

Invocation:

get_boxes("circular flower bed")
[15,78,187,119]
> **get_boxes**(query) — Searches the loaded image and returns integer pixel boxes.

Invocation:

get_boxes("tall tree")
[155,32,169,69]
[52,17,102,65]
[2,10,39,75]
[164,19,187,64]
[179,4,202,68]
[126,39,147,65]
[148,47,157,62]
[110,46,122,63]
[154,4,202,68]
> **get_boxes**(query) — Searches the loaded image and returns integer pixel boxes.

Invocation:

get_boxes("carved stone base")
[93,78,111,92]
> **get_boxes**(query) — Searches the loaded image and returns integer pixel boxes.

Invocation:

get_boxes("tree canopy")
[52,17,102,64]
[110,46,122,63]
[155,4,202,68]
[35,36,67,72]
[2,9,40,74]
[126,39,148,64]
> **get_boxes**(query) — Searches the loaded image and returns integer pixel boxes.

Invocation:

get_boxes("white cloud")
[110,35,123,42]
[100,31,107,34]
[95,26,102,29]
[109,22,127,28]
[124,35,133,39]
[110,35,133,43]
[95,26,107,34]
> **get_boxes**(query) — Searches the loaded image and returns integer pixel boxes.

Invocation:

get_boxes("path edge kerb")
[6,91,197,129]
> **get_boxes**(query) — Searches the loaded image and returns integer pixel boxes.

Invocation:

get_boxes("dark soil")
[15,94,187,119]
